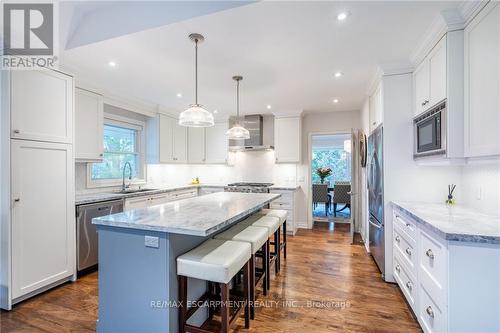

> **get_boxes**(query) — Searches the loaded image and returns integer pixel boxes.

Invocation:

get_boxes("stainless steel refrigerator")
[368,125,385,277]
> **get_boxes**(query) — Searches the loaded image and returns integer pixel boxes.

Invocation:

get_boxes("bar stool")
[177,239,251,333]
[214,224,269,320]
[240,215,281,290]
[259,209,288,262]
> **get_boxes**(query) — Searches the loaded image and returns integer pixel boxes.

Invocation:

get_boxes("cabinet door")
[188,127,206,163]
[75,88,103,161]
[414,59,430,116]
[465,2,500,157]
[206,122,228,164]
[369,84,383,131]
[124,197,150,211]
[158,115,174,163]
[275,117,301,163]
[428,36,447,108]
[11,70,73,144]
[149,193,170,207]
[11,140,75,299]
[173,122,188,163]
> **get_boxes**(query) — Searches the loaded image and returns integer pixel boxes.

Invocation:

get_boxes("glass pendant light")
[226,76,250,140]
[178,33,214,127]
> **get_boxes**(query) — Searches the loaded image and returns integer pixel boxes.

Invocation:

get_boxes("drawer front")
[393,211,417,243]
[394,226,417,275]
[170,189,198,201]
[149,193,170,206]
[124,197,149,211]
[418,283,447,333]
[270,201,292,210]
[419,229,447,307]
[270,190,293,203]
[393,252,417,311]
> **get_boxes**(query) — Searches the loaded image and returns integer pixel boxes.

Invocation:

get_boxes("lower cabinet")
[269,189,299,235]
[124,189,198,211]
[392,207,500,333]
[10,140,75,299]
[198,187,224,196]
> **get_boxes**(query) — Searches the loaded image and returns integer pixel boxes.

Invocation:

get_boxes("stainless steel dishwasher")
[76,199,123,274]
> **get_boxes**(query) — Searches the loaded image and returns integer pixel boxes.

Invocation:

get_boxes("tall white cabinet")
[1,69,75,310]
[464,1,500,157]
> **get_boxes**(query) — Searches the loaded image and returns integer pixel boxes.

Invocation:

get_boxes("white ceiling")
[59,1,460,119]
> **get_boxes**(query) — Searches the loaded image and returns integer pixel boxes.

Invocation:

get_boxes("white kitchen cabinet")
[198,186,224,196]
[75,88,103,161]
[369,83,383,131]
[147,114,188,164]
[169,188,198,201]
[10,140,75,299]
[10,70,73,144]
[269,189,299,235]
[464,1,500,157]
[274,117,301,163]
[413,36,447,117]
[124,188,198,211]
[392,207,500,333]
[205,122,228,164]
[188,127,206,163]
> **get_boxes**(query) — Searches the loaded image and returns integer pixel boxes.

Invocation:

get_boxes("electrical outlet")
[145,235,159,248]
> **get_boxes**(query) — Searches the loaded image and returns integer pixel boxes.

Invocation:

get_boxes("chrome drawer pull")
[395,265,401,273]
[395,236,400,242]
[426,306,434,318]
[13,129,20,134]
[405,248,412,256]
[406,281,412,291]
[426,249,435,260]
[406,223,411,228]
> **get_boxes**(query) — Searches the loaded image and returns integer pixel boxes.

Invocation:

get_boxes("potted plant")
[316,167,332,184]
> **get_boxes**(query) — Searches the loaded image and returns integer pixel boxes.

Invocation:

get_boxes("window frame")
[86,113,147,188]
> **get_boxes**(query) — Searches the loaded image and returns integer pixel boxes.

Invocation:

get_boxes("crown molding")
[459,0,489,26]
[366,63,413,96]
[273,110,303,118]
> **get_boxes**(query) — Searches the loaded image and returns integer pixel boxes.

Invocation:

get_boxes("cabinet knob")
[395,264,401,273]
[14,198,20,203]
[13,129,20,134]
[395,235,400,242]
[405,248,412,256]
[426,249,435,260]
[426,306,434,318]
[372,122,376,125]
[99,153,104,157]
[406,281,412,291]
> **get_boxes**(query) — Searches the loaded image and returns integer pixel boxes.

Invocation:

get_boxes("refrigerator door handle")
[369,218,383,229]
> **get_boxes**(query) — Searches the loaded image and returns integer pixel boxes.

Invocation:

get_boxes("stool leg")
[283,221,287,260]
[220,283,230,333]
[178,276,187,333]
[264,240,270,294]
[250,254,255,320]
[243,261,250,329]
[273,230,279,275]
[277,227,281,273]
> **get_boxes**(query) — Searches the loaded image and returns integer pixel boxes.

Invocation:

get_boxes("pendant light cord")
[236,79,240,120]
[194,38,198,105]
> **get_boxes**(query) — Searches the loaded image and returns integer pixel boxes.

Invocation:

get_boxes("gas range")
[224,182,274,193]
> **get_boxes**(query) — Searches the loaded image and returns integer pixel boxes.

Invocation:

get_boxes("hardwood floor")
[0,222,421,333]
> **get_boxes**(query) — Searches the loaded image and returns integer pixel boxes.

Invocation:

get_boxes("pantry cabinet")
[464,1,500,157]
[10,140,75,299]
[75,88,104,161]
[413,36,447,117]
[10,70,73,144]
[274,117,301,163]
[147,114,188,164]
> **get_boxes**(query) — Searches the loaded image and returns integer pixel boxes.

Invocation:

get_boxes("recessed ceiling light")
[176,93,182,98]
[108,61,117,68]
[213,109,218,114]
[333,98,339,104]
[337,12,349,21]
[266,105,272,110]
[334,71,343,78]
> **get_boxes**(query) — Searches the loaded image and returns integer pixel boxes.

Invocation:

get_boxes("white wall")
[461,162,500,216]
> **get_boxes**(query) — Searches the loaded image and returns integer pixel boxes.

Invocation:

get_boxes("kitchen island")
[92,192,280,333]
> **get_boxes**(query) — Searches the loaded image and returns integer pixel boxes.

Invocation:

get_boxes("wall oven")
[414,101,446,157]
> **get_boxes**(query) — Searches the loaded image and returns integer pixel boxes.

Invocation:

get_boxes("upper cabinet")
[10,70,73,144]
[414,36,447,117]
[464,1,500,157]
[187,122,229,164]
[188,127,206,163]
[147,114,187,164]
[369,83,383,132]
[274,116,301,163]
[75,88,104,161]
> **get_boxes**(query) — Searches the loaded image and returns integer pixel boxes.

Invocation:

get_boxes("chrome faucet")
[122,161,132,192]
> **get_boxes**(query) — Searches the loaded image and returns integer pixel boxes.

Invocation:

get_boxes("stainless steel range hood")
[228,115,274,151]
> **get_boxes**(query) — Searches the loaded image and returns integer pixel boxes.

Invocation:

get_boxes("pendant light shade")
[227,76,250,140]
[179,33,214,128]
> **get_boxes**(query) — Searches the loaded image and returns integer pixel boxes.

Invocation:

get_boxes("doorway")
[309,132,357,239]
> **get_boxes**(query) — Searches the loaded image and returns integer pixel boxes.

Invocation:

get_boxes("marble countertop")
[93,192,281,236]
[75,184,226,205]
[269,184,301,191]
[391,201,500,244]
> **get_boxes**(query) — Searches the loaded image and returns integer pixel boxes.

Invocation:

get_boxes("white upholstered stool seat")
[214,225,268,255]
[240,215,280,237]
[259,209,287,224]
[177,239,251,284]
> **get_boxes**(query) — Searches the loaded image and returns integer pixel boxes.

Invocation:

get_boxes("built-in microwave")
[414,101,446,158]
